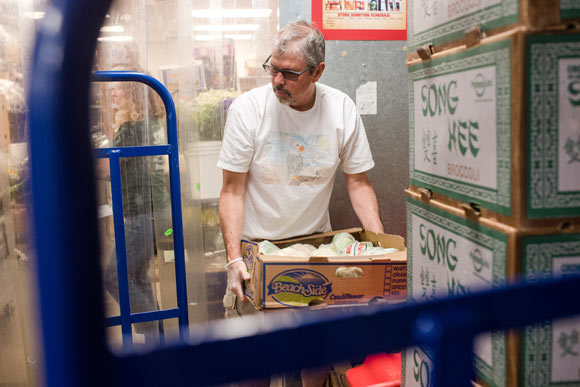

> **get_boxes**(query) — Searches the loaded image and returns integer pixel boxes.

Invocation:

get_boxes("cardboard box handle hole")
[336,266,364,279]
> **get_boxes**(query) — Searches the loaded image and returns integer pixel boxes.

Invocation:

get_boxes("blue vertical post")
[108,150,133,348]
[27,0,114,386]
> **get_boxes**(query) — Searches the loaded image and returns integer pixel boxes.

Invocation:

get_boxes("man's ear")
[312,62,325,82]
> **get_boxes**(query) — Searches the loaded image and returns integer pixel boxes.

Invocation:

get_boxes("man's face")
[269,50,323,111]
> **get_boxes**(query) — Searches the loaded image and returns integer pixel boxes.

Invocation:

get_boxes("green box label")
[407,197,508,386]
[527,35,580,218]
[522,234,580,386]
[403,346,435,387]
[409,39,512,215]
[561,0,580,18]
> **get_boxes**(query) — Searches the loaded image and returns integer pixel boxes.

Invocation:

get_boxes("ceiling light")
[100,25,125,33]
[97,36,133,42]
[193,24,260,32]
[24,11,46,19]
[192,9,272,18]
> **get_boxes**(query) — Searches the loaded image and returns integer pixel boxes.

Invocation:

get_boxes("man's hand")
[226,259,251,301]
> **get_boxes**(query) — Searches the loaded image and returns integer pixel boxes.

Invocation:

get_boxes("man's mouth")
[273,86,295,106]
[274,86,290,96]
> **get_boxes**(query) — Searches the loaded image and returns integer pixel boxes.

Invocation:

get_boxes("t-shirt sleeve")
[217,99,255,173]
[339,98,375,174]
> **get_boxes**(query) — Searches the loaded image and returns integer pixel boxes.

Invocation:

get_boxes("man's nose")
[273,72,285,85]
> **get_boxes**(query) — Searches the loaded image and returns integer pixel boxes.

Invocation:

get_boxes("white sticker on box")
[413,64,497,189]
[558,58,580,192]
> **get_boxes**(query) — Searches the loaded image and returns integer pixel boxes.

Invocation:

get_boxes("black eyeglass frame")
[262,55,311,81]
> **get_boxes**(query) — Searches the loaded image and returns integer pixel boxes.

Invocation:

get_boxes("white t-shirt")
[217,83,375,240]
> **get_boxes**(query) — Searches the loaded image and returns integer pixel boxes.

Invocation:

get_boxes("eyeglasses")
[262,55,309,81]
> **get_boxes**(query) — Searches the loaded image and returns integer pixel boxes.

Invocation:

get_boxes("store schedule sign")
[312,0,407,40]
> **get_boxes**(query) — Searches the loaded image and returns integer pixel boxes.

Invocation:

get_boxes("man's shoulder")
[317,83,355,107]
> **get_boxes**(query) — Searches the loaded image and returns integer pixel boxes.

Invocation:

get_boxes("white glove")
[226,258,251,301]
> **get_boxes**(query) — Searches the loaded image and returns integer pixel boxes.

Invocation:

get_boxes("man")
[218,20,384,386]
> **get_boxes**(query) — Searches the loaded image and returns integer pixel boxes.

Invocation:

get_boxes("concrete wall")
[280,1,409,238]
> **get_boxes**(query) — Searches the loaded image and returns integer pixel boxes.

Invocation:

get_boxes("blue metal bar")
[27,0,114,386]
[416,314,476,386]
[105,309,180,327]
[108,150,133,349]
[92,71,189,343]
[93,145,172,158]
[110,275,580,387]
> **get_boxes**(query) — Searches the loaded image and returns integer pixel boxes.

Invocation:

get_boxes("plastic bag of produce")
[310,243,340,257]
[258,240,280,255]
[331,232,356,251]
[290,243,317,256]
[275,246,310,257]
[341,241,374,256]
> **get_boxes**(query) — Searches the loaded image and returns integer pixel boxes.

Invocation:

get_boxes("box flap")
[272,227,364,249]
[362,229,406,251]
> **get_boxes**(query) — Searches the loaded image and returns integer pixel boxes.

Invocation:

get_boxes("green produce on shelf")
[182,88,240,141]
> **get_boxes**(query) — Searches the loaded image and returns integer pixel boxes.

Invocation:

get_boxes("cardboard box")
[407,0,579,60]
[403,190,580,386]
[520,233,580,386]
[562,1,580,20]
[408,29,580,227]
[241,228,407,310]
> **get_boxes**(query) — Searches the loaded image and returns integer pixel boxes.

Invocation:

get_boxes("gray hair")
[273,20,325,73]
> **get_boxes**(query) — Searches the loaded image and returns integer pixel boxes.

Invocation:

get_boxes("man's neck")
[290,85,317,112]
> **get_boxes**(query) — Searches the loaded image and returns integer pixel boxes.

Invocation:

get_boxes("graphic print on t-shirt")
[258,132,335,186]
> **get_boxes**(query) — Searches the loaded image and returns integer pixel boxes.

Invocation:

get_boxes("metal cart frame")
[26,0,580,386]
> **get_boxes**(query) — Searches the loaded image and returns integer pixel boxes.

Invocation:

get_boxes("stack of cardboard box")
[403,1,580,386]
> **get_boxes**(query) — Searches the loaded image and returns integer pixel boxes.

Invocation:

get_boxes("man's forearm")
[219,192,246,261]
[345,173,384,233]
[350,187,384,233]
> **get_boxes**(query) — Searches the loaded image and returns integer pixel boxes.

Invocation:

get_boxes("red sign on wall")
[312,0,407,41]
